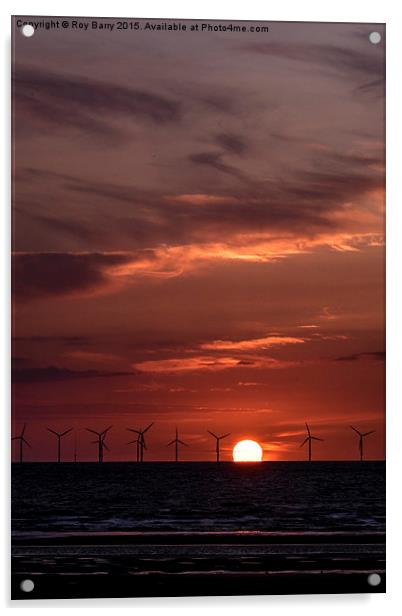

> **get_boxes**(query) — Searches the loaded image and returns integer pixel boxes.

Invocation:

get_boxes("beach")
[12,461,385,598]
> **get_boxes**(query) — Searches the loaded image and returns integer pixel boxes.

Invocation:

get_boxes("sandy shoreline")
[12,530,385,599]
[12,530,385,546]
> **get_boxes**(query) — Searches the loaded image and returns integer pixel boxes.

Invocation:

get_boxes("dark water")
[11,462,385,594]
[12,461,385,536]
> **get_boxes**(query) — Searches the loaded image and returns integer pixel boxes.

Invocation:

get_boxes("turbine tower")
[207,430,231,462]
[47,427,72,463]
[12,423,31,463]
[74,431,78,463]
[127,436,142,462]
[126,423,154,462]
[300,423,323,461]
[167,427,188,462]
[350,426,375,462]
[86,426,112,462]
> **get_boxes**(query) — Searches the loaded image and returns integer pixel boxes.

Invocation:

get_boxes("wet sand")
[12,531,385,599]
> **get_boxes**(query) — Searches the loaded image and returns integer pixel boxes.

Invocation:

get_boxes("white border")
[1,0,401,613]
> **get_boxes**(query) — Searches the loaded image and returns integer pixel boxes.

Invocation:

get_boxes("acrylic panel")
[11,16,385,599]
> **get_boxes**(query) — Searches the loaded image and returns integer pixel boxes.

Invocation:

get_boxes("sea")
[11,461,385,598]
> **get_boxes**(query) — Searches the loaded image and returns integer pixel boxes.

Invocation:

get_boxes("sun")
[233,439,263,462]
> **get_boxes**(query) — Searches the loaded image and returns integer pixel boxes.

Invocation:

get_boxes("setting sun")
[233,439,263,462]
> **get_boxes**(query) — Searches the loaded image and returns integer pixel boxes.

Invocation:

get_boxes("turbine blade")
[363,430,375,437]
[178,440,188,446]
[207,430,218,439]
[47,428,59,436]
[305,422,310,435]
[103,443,110,451]
[21,423,26,437]
[350,425,361,435]
[142,422,154,434]
[300,437,308,447]
[127,428,141,435]
[101,425,113,436]
[220,433,231,440]
[86,428,99,436]
[311,436,323,441]
[22,438,31,447]
[61,428,73,437]
[167,440,175,446]
[11,437,19,441]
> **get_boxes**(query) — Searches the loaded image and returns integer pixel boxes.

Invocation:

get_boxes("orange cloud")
[134,355,295,373]
[166,194,236,205]
[200,335,305,351]
[14,226,385,303]
[113,231,385,284]
[134,356,240,373]
[298,324,320,329]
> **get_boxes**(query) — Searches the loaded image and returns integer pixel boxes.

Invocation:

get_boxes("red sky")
[12,18,385,461]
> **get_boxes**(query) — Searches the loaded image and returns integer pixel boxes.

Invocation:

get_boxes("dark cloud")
[12,365,133,383]
[196,93,237,113]
[215,133,248,155]
[327,152,384,168]
[291,169,382,205]
[240,42,384,81]
[17,207,98,243]
[270,132,312,145]
[355,78,385,98]
[335,351,385,362]
[13,66,181,139]
[188,151,249,181]
[12,252,133,301]
[13,335,90,344]
[15,155,383,253]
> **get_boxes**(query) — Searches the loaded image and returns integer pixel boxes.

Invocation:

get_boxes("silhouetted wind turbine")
[167,427,188,462]
[47,427,72,463]
[350,426,375,462]
[127,423,153,462]
[127,436,142,462]
[12,423,31,463]
[86,426,112,462]
[207,430,231,462]
[300,423,323,461]
[74,431,78,462]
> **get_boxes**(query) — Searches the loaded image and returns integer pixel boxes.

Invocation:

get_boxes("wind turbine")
[12,423,31,463]
[300,423,323,461]
[207,430,231,462]
[47,427,72,463]
[167,427,188,462]
[74,431,78,463]
[86,426,112,462]
[127,436,142,462]
[126,423,153,462]
[350,426,375,462]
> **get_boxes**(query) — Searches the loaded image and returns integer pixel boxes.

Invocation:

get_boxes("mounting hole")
[21,24,35,37]
[369,32,381,45]
[20,579,34,593]
[367,573,381,587]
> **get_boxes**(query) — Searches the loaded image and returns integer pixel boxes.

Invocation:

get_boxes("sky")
[12,18,385,461]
